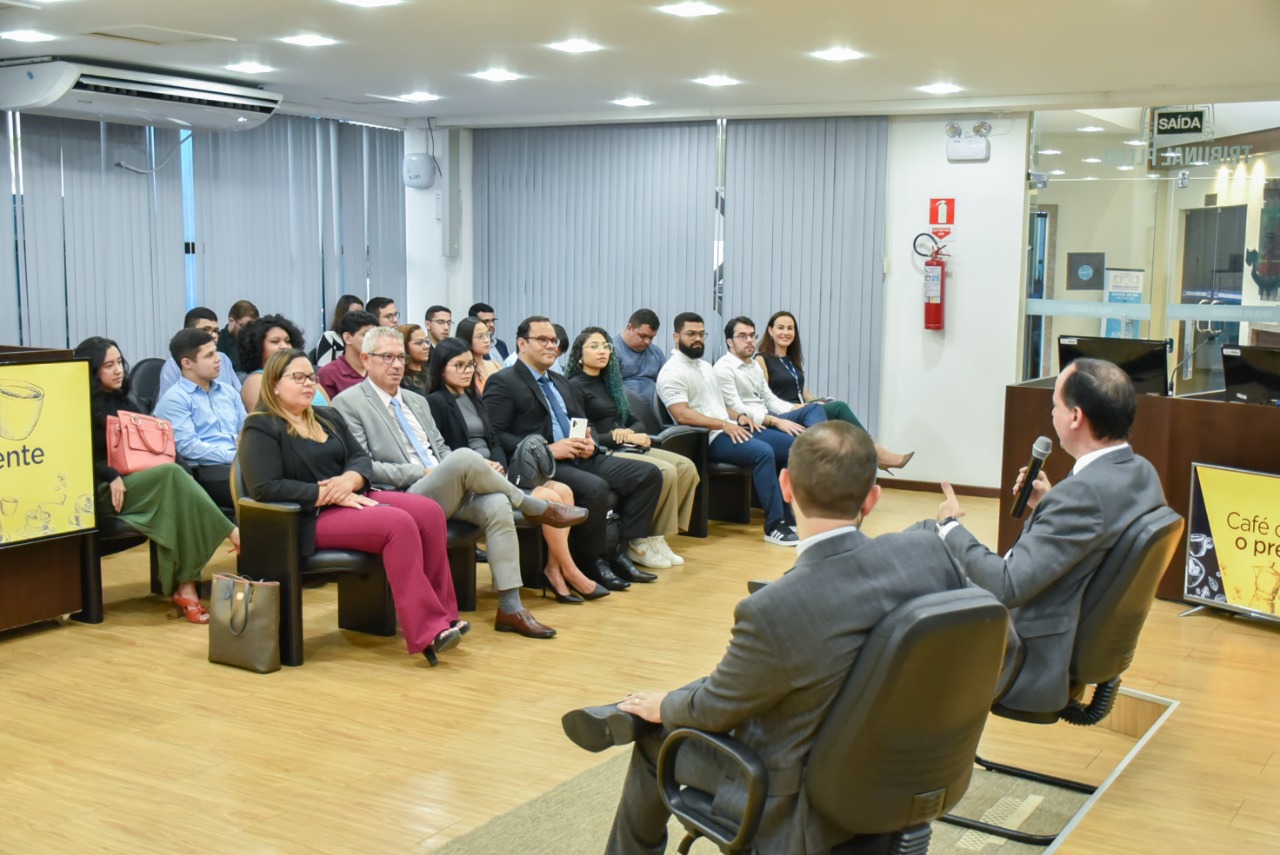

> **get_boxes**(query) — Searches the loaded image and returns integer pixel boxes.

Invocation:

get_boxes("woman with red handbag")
[74,337,240,623]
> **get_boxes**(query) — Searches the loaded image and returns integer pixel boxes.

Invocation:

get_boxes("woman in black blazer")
[239,349,466,665]
[425,338,606,603]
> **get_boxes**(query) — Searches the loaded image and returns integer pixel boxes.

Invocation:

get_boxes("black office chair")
[658,588,1010,855]
[74,518,162,624]
[230,458,483,666]
[654,392,753,526]
[624,388,710,537]
[128,357,166,414]
[940,505,1185,846]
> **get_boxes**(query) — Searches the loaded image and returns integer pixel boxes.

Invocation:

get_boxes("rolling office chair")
[940,505,1185,846]
[658,588,1010,855]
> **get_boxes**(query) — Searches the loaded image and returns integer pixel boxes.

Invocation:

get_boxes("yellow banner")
[1191,464,1280,615]
[0,360,96,546]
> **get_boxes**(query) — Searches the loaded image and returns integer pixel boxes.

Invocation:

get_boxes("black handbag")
[507,434,557,489]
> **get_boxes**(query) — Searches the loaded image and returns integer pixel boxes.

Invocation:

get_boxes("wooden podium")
[999,378,1280,601]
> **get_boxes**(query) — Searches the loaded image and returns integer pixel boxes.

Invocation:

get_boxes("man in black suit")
[483,316,664,590]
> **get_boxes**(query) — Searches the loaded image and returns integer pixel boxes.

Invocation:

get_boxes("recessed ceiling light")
[694,75,738,87]
[1124,139,1146,146]
[1050,169,1066,176]
[225,61,274,74]
[658,2,722,17]
[474,68,520,82]
[1082,157,1102,163]
[1083,176,1099,181]
[1190,160,1208,166]
[1147,173,1160,179]
[400,91,441,102]
[1117,165,1135,171]
[336,0,402,6]
[1038,149,1061,155]
[811,47,864,62]
[549,39,602,53]
[1,30,56,42]
[917,82,962,95]
[1077,126,1105,133]
[613,97,652,107]
[281,34,337,47]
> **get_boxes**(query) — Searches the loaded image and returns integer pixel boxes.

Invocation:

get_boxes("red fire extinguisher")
[915,233,949,330]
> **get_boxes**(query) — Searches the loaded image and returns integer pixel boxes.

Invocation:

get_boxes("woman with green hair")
[567,327,700,570]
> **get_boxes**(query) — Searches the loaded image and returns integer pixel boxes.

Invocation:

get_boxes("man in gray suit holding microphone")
[560,421,970,855]
[930,357,1165,714]
[332,327,586,640]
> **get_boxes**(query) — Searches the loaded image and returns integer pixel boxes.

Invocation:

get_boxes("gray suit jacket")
[660,527,968,855]
[331,379,453,491]
[942,445,1165,713]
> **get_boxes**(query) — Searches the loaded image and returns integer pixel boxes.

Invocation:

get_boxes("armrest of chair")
[657,727,769,853]
[652,425,708,467]
[236,497,304,588]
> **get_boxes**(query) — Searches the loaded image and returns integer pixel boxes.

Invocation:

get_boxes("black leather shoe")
[590,559,630,591]
[612,553,657,583]
[561,703,645,752]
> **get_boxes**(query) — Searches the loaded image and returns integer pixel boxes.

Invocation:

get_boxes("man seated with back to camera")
[922,357,1164,714]
[157,307,243,403]
[560,421,970,855]
[331,327,587,640]
[154,327,247,510]
[483,316,664,591]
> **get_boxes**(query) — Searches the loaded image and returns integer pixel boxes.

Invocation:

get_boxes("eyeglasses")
[381,312,401,321]
[449,361,477,373]
[285,371,317,385]
[733,332,757,341]
[525,336,561,348]
[584,342,612,352]
[409,338,430,347]
[431,319,454,327]
[370,352,408,365]
[473,333,492,341]
[681,331,709,340]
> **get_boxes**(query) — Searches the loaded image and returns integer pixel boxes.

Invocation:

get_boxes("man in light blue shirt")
[154,327,246,510]
[615,308,666,402]
[157,307,242,405]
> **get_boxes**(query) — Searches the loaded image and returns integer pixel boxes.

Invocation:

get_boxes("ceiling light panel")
[1082,157,1102,163]
[1038,149,1061,155]
[225,61,274,74]
[613,97,651,107]
[336,0,401,6]
[658,2,722,17]
[694,75,738,87]
[2,30,56,42]
[281,34,337,47]
[918,82,962,95]
[1124,139,1146,146]
[811,47,864,62]
[1077,126,1105,133]
[549,39,601,53]
[474,68,520,82]
[400,91,440,102]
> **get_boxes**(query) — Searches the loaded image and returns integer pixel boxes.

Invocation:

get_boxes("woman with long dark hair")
[425,338,607,603]
[566,327,698,568]
[398,323,431,398]
[313,294,365,368]
[238,314,327,411]
[238,349,465,665]
[757,310,913,473]
[73,336,239,623]
[455,316,500,394]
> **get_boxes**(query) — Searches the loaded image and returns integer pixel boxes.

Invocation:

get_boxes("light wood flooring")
[2,489,1279,853]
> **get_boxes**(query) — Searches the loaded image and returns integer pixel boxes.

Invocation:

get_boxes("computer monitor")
[1057,335,1170,396]
[1221,344,1280,405]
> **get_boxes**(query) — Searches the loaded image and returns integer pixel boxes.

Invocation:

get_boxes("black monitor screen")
[1221,345,1280,405]
[1057,335,1169,396]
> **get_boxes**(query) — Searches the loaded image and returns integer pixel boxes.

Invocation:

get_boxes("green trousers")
[822,399,865,432]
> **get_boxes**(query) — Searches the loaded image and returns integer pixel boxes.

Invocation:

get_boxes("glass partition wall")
[1021,103,1280,396]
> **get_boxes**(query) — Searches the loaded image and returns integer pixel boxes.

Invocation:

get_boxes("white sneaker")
[763,523,799,546]
[627,537,672,568]
[653,536,684,566]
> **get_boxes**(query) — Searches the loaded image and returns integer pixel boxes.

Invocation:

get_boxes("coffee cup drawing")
[0,380,45,441]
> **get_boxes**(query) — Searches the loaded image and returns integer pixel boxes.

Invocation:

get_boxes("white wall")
[404,128,474,327]
[879,114,1031,490]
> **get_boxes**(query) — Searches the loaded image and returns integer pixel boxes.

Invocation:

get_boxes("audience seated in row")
[238,314,323,412]
[455,316,502,394]
[425,305,453,347]
[157,307,242,403]
[317,310,379,402]
[216,299,259,374]
[469,302,510,361]
[398,323,432,398]
[313,294,365,368]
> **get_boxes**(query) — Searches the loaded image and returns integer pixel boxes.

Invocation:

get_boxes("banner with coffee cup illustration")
[0,359,95,547]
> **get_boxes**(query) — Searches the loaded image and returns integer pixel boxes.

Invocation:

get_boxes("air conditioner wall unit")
[0,58,282,131]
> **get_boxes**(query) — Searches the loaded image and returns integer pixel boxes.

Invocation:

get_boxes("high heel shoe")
[423,626,462,666]
[170,594,209,624]
[542,571,585,604]
[878,451,915,475]
[570,580,610,601]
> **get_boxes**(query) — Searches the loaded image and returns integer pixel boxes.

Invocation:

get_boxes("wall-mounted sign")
[929,198,955,226]
[1066,252,1105,291]
[1154,109,1206,135]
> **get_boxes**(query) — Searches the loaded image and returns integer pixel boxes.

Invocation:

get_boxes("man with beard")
[657,312,798,546]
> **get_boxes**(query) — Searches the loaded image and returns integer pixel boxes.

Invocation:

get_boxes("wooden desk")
[999,379,1280,600]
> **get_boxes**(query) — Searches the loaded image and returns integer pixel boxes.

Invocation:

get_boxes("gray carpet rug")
[435,754,1090,855]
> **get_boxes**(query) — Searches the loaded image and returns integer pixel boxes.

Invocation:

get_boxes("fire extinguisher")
[915,233,949,331]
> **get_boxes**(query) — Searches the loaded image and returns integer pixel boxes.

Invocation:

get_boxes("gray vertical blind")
[1,115,21,345]
[722,117,889,434]
[473,122,718,347]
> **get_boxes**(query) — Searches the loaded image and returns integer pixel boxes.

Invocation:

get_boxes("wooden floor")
[2,488,1279,853]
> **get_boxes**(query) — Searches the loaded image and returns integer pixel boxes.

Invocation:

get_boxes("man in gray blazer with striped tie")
[561,421,971,855]
[930,358,1165,714]
[332,327,586,639]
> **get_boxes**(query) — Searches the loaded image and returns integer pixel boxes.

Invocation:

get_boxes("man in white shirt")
[332,327,587,640]
[656,312,798,546]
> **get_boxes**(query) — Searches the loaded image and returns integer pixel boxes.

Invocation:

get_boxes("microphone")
[1168,332,1217,395]
[1011,436,1053,518]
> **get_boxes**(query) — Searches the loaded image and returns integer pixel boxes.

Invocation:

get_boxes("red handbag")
[106,411,176,474]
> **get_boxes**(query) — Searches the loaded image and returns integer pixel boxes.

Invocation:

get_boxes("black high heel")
[543,571,585,604]
[422,626,462,666]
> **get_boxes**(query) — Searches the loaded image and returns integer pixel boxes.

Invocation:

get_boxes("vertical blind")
[3,112,405,362]
[473,122,719,347]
